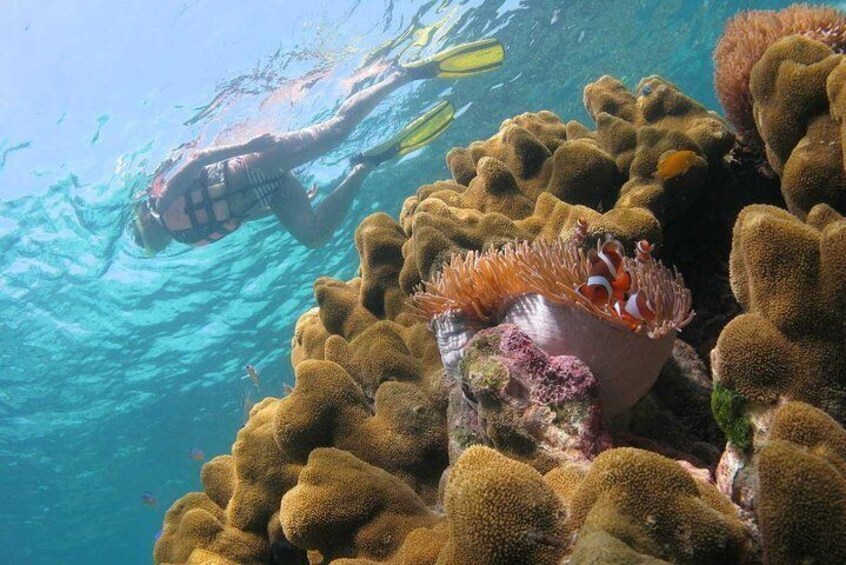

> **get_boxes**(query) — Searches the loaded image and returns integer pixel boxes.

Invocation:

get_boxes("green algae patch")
[459,331,511,395]
[711,382,752,450]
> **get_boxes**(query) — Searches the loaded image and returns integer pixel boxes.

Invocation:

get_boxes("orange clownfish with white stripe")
[635,239,654,262]
[614,291,657,326]
[577,239,632,306]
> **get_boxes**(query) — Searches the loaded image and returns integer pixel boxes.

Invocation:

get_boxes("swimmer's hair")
[131,200,171,254]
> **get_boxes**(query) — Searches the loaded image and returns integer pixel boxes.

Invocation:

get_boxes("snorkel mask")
[131,200,158,257]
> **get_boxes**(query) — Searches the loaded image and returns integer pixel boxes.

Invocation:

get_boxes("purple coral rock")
[454,323,611,464]
[497,324,600,406]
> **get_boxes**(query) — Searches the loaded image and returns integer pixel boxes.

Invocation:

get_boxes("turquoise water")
[0,0,823,562]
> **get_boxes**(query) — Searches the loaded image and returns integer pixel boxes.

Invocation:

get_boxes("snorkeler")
[131,38,504,254]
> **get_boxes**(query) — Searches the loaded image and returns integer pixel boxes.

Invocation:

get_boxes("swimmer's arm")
[190,134,274,168]
[183,133,284,177]
[196,130,318,174]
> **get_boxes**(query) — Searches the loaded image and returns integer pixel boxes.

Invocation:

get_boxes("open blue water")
[0,1,826,563]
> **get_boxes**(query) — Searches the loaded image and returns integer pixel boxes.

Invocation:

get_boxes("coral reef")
[713,203,846,521]
[437,446,568,564]
[280,448,439,562]
[713,204,846,424]
[714,4,846,219]
[156,322,447,563]
[405,73,770,364]
[757,402,846,564]
[714,3,846,152]
[156,62,846,564]
[749,34,846,217]
[309,446,569,565]
[560,447,750,564]
[560,448,750,563]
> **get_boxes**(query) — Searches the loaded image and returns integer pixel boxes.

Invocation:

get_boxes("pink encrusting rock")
[496,324,601,410]
[448,324,611,471]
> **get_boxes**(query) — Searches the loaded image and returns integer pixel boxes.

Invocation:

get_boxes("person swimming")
[130,38,505,254]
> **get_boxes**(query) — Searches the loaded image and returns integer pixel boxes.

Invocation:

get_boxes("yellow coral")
[749,35,846,217]
[330,523,451,565]
[757,402,846,564]
[566,448,748,563]
[714,204,846,419]
[153,492,270,564]
[714,4,846,151]
[280,448,440,562]
[200,455,235,510]
[438,446,568,565]
[275,359,447,502]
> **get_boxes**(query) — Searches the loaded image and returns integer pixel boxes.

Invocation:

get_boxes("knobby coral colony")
[714,3,846,152]
[412,221,693,415]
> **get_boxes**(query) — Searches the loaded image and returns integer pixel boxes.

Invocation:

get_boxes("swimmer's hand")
[247,133,277,152]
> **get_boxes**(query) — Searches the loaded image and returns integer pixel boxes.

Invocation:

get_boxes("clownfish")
[656,149,698,182]
[635,239,654,262]
[614,291,656,323]
[577,240,631,306]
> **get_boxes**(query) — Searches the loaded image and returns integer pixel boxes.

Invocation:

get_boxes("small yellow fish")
[245,364,260,388]
[656,149,698,181]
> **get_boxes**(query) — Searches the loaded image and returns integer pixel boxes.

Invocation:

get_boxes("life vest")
[154,160,286,246]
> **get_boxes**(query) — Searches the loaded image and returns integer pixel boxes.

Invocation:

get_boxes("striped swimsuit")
[157,158,288,246]
[244,164,284,209]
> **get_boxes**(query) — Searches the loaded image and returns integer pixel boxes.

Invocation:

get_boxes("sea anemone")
[713,4,846,152]
[411,227,693,415]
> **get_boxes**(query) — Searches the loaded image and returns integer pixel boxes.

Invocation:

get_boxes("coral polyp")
[411,229,693,339]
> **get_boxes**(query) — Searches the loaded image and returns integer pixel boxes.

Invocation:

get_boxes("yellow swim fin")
[404,37,505,79]
[355,100,455,166]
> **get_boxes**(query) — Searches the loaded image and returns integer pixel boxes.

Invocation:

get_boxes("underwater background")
[0,0,834,563]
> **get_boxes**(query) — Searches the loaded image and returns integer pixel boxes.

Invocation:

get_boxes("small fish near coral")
[140,491,157,507]
[655,149,698,181]
[188,448,205,462]
[245,364,260,388]
[635,239,654,262]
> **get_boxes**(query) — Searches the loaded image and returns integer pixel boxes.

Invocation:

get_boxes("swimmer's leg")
[271,164,372,248]
[264,70,416,170]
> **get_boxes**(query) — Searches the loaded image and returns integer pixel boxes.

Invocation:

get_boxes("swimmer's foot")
[402,37,505,80]
[351,100,455,167]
